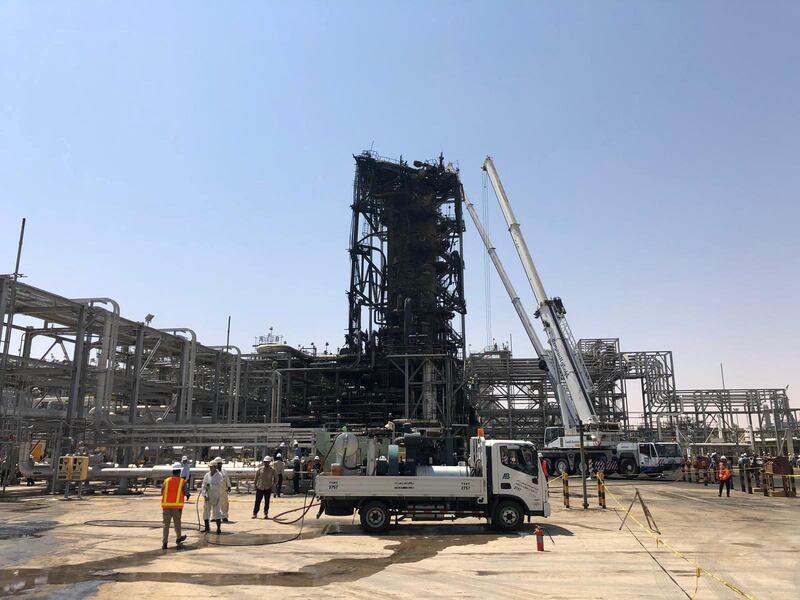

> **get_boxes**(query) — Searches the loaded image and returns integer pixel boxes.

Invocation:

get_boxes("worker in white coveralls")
[215,456,232,522]
[201,462,224,534]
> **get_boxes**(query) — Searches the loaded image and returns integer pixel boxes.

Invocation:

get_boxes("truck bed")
[316,475,485,499]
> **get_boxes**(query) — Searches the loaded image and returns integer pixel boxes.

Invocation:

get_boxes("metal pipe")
[160,328,197,422]
[0,220,26,398]
[210,345,243,424]
[72,298,121,438]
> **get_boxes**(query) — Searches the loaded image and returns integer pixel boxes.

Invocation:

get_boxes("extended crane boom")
[460,183,578,429]
[482,156,598,429]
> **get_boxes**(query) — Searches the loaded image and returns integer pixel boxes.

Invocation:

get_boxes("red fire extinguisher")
[535,526,544,552]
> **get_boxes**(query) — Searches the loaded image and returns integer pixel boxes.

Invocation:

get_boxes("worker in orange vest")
[538,452,549,481]
[161,462,188,549]
[717,456,733,498]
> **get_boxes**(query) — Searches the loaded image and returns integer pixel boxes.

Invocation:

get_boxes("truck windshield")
[544,427,564,446]
[654,443,682,457]
[499,445,537,476]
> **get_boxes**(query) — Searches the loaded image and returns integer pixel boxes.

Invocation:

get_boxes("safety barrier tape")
[603,486,757,600]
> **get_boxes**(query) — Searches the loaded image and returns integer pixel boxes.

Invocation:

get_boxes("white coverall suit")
[201,471,224,520]
[218,467,231,519]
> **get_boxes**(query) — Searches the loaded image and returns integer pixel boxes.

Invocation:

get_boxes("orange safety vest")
[161,476,185,509]
[718,465,731,481]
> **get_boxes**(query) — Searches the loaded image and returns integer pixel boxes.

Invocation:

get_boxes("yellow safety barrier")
[604,486,757,600]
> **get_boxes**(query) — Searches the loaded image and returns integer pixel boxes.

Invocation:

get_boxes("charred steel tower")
[346,151,468,428]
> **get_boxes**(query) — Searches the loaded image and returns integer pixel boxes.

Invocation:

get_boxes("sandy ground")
[0,476,797,599]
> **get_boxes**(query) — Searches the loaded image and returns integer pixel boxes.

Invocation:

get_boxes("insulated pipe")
[160,328,197,421]
[210,345,243,424]
[18,460,259,481]
[461,184,578,429]
[270,371,283,423]
[482,156,597,426]
[72,298,121,437]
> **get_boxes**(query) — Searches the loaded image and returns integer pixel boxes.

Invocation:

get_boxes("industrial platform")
[1,478,796,599]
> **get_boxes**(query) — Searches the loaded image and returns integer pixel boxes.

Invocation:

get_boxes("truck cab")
[614,441,682,477]
[485,439,549,521]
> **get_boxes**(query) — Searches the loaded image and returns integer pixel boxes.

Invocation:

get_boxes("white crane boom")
[460,183,579,429]
[482,156,598,427]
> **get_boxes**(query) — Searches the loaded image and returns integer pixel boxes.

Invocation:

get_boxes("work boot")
[223,517,229,523]
[251,514,257,519]
[176,535,187,545]
[215,519,222,534]
[162,542,168,550]
[264,513,269,519]
[203,519,210,532]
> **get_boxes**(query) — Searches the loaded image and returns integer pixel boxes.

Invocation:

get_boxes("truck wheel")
[493,500,523,532]
[554,457,570,476]
[619,458,638,479]
[360,501,391,533]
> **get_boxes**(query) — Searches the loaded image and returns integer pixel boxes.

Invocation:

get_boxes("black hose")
[269,489,318,525]
[204,488,315,546]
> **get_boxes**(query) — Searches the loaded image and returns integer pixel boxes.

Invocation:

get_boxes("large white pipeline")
[17,447,260,481]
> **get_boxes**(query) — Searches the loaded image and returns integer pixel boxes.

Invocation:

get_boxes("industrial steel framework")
[468,337,796,452]
[0,276,320,487]
[467,347,557,441]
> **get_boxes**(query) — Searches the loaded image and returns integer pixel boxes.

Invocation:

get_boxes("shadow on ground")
[1,519,575,593]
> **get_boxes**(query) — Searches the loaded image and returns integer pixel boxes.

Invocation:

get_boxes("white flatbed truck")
[315,436,550,533]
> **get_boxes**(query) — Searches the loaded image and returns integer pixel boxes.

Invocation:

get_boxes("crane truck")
[315,431,549,533]
[465,157,681,479]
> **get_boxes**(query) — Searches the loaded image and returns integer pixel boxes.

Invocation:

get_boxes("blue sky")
[1,2,798,411]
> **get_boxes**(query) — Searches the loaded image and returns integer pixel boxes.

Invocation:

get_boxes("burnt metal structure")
[228,152,472,433]
[341,151,467,427]
[347,152,466,358]
[257,152,471,431]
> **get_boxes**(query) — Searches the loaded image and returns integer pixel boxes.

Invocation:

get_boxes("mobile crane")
[468,157,681,478]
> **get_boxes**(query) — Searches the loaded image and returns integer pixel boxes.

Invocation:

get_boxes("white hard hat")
[263,456,272,462]
[314,455,320,460]
[181,456,189,462]
[280,442,286,447]
[171,462,182,470]
[720,456,727,461]
[275,453,282,458]
[214,456,224,463]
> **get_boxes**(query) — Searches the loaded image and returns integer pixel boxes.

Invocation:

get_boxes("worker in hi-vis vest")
[717,456,733,498]
[161,462,188,549]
